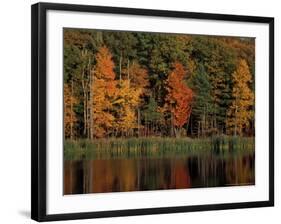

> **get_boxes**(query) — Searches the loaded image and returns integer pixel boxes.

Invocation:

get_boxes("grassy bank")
[64,136,255,160]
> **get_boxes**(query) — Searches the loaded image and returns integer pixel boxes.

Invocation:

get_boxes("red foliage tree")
[165,62,193,135]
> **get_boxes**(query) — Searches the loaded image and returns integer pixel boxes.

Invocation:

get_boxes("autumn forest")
[64,29,254,140]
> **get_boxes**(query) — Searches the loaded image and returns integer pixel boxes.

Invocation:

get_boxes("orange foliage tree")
[126,61,149,90]
[90,46,117,138]
[165,62,193,137]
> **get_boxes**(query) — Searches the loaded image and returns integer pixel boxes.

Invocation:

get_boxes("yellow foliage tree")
[124,61,149,136]
[125,61,149,91]
[226,59,254,136]
[114,79,142,136]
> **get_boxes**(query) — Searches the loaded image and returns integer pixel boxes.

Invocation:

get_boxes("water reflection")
[64,153,254,194]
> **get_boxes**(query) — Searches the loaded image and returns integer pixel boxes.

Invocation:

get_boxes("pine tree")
[143,96,162,136]
[190,63,213,137]
[191,37,236,134]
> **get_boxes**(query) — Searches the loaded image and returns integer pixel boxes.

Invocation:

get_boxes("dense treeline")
[64,28,255,139]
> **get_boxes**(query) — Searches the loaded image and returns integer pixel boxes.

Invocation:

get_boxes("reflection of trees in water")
[188,154,255,187]
[64,160,84,194]
[64,154,254,194]
[188,155,227,187]
[224,155,255,185]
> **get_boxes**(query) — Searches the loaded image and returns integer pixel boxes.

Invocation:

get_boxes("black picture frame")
[31,2,274,222]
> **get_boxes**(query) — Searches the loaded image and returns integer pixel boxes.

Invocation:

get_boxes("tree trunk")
[63,92,66,140]
[198,121,200,138]
[81,67,88,137]
[190,115,193,136]
[90,67,94,139]
[119,52,122,81]
[213,102,217,135]
[70,79,74,140]
[86,90,90,139]
[185,107,192,136]
[137,108,141,137]
[127,58,130,80]
[170,112,175,137]
[234,104,237,137]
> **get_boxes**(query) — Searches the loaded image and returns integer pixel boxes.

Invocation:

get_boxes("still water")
[64,152,254,194]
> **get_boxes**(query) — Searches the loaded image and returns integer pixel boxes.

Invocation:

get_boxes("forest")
[64,28,255,144]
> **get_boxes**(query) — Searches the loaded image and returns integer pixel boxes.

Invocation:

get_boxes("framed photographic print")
[31,2,274,222]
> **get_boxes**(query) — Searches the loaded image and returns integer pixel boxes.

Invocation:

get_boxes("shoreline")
[64,136,255,160]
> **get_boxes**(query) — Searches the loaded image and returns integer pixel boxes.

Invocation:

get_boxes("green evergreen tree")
[190,63,213,137]
[143,96,162,136]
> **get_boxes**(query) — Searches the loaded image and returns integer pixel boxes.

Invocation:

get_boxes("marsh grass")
[64,136,254,160]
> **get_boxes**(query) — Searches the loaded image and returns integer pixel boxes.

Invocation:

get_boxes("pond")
[64,151,255,194]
